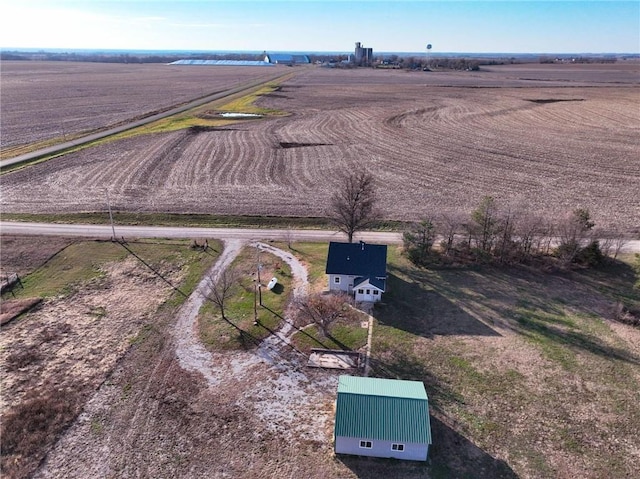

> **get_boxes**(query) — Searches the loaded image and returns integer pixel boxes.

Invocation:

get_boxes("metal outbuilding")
[169,59,274,66]
[263,53,310,64]
[334,375,432,461]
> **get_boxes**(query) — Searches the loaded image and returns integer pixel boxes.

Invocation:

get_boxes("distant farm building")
[326,241,387,303]
[169,59,274,66]
[334,375,432,461]
[353,42,373,65]
[263,53,311,65]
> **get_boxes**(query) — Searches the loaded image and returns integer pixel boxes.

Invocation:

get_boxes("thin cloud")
[167,22,271,28]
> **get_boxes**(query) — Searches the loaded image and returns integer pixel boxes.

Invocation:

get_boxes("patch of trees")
[403,196,627,269]
[379,56,481,71]
[540,55,617,64]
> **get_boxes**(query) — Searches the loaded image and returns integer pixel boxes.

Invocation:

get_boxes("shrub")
[574,240,605,267]
[1,386,81,478]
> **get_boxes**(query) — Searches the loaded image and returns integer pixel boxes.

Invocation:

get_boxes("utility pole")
[106,189,116,241]
[254,244,262,325]
[256,245,262,306]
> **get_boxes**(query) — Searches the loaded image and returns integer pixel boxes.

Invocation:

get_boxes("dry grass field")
[0,236,220,478]
[2,63,639,233]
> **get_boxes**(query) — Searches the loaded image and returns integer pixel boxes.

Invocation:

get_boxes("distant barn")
[169,59,274,66]
[263,53,310,65]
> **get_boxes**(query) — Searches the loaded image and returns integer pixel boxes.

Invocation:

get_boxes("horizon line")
[2,47,638,56]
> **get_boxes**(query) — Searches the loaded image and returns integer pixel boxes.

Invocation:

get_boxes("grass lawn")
[367,247,640,479]
[198,245,293,350]
[291,312,370,354]
[282,241,640,479]
[4,238,220,302]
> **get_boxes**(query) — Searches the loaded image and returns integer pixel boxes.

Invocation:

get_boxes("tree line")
[326,172,627,269]
[403,196,627,268]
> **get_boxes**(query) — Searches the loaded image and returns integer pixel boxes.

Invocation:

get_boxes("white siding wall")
[335,436,428,462]
[354,286,382,302]
[328,274,354,293]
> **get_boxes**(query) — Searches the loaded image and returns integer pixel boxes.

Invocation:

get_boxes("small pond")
[219,112,263,118]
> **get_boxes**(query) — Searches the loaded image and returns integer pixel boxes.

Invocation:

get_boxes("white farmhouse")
[325,241,387,302]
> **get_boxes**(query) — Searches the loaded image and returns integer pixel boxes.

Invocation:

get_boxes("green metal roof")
[337,375,428,400]
[335,375,431,444]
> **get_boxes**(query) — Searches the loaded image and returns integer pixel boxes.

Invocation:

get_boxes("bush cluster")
[403,197,626,269]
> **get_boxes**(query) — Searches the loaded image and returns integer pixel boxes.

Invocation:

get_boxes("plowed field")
[1,61,279,149]
[2,64,639,232]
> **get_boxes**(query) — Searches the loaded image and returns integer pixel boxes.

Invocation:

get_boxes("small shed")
[334,375,431,461]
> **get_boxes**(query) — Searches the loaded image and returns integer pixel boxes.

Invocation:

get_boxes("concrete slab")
[308,349,361,369]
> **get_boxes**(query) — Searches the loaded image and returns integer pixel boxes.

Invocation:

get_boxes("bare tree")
[596,227,628,259]
[611,232,628,260]
[495,207,517,263]
[283,230,295,250]
[438,211,465,256]
[556,208,595,264]
[328,171,379,243]
[207,267,240,321]
[595,228,614,258]
[470,196,501,254]
[296,292,353,337]
[516,212,545,257]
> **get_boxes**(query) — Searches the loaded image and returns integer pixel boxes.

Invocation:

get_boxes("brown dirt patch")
[0,235,76,278]
[0,298,42,326]
[0,256,180,479]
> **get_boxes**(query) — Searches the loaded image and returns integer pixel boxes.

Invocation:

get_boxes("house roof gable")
[325,242,387,278]
[353,276,386,291]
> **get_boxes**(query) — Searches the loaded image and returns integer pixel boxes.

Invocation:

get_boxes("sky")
[0,1,638,54]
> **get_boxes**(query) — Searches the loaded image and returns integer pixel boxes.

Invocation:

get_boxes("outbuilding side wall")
[335,436,428,462]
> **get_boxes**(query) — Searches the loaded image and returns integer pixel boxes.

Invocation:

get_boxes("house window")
[366,289,371,295]
[358,289,364,294]
[334,277,341,284]
[359,440,372,449]
[373,290,379,295]
[391,443,405,451]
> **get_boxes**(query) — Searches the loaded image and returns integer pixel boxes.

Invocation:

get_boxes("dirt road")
[1,221,638,252]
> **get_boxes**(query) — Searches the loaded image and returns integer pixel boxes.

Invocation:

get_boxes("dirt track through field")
[174,239,246,386]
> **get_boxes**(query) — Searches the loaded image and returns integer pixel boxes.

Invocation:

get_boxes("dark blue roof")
[325,242,387,278]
